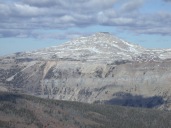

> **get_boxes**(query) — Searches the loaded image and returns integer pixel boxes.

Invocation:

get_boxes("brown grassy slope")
[0,92,171,128]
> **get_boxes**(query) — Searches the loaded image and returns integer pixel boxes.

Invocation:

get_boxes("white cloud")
[0,0,171,39]
[121,0,144,12]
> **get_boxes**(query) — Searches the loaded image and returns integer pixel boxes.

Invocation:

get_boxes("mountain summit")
[31,32,145,63]
[13,33,171,63]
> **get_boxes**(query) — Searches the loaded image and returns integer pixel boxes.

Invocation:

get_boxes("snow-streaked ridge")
[13,33,171,63]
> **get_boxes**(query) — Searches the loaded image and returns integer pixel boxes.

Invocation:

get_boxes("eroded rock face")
[0,33,171,110]
[1,59,171,110]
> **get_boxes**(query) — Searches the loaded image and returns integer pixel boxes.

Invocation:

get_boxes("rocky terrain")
[0,32,171,110]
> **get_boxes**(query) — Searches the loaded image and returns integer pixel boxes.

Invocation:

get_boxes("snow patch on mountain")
[12,32,171,63]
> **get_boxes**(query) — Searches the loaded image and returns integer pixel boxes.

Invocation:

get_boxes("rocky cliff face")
[0,33,171,110]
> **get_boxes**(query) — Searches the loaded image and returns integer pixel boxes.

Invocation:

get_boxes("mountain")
[9,32,171,63]
[1,92,171,128]
[0,32,171,110]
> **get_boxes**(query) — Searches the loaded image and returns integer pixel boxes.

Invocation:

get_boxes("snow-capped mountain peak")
[13,32,171,63]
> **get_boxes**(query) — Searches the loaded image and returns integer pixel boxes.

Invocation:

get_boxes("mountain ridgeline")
[0,33,171,110]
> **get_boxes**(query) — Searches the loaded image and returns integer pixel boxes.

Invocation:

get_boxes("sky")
[0,0,171,56]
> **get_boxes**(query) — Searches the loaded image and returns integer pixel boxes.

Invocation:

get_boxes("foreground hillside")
[0,92,171,128]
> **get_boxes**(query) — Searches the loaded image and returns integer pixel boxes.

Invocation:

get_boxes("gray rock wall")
[1,59,171,110]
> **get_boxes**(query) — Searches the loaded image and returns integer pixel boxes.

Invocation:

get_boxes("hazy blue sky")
[0,0,171,55]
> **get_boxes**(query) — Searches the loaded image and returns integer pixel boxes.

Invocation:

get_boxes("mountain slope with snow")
[12,32,171,63]
[0,33,171,110]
